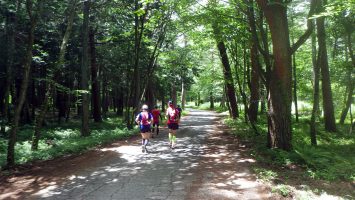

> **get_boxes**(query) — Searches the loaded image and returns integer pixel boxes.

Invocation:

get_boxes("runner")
[166,101,180,149]
[135,104,153,153]
[151,105,162,137]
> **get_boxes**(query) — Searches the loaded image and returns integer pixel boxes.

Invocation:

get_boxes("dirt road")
[0,110,269,200]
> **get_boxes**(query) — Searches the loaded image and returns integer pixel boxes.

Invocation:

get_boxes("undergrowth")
[224,116,355,182]
[0,116,138,169]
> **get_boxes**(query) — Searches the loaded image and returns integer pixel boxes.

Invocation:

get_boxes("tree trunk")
[339,32,355,124]
[2,10,17,134]
[339,79,353,125]
[81,0,90,136]
[315,0,336,132]
[233,53,248,123]
[197,92,200,107]
[7,0,38,168]
[220,92,226,108]
[89,28,102,122]
[131,0,146,118]
[101,68,108,118]
[224,85,232,117]
[145,82,155,111]
[257,0,292,150]
[310,28,319,146]
[181,81,186,109]
[292,52,299,122]
[209,91,214,109]
[214,40,239,118]
[249,42,260,123]
[161,91,166,112]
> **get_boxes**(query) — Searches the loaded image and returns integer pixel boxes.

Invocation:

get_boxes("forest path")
[0,109,270,200]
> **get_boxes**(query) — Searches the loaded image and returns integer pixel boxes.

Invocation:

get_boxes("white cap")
[142,105,148,110]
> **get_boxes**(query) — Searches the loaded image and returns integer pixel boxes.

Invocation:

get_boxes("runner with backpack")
[166,101,180,149]
[135,104,153,153]
[151,105,162,137]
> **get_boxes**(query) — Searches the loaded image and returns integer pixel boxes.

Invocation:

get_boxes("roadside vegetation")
[0,115,138,169]
[190,102,355,199]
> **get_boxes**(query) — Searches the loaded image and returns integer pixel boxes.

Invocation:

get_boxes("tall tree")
[2,3,18,133]
[249,41,260,123]
[315,0,336,132]
[256,0,293,150]
[90,27,102,122]
[7,0,41,167]
[213,32,239,119]
[310,27,319,146]
[81,0,90,136]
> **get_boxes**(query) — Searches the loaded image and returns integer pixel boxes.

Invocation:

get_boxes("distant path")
[0,109,269,200]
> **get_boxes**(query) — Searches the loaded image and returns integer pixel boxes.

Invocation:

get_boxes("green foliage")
[253,167,278,182]
[224,116,355,181]
[0,116,138,169]
[272,184,291,197]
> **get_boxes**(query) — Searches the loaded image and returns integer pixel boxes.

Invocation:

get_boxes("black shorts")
[153,122,159,126]
[168,123,179,130]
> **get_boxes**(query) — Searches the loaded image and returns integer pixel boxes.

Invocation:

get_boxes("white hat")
[142,105,148,110]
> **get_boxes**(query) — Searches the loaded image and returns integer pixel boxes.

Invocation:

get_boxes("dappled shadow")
[185,120,269,200]
[0,109,266,200]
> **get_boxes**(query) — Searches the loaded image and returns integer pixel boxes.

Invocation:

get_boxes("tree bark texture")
[316,0,336,132]
[89,28,102,122]
[257,0,292,150]
[216,41,239,119]
[209,91,214,109]
[310,29,319,145]
[249,42,260,123]
[181,81,186,109]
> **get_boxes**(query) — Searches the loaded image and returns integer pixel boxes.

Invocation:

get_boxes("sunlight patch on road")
[33,185,60,198]
[230,178,258,189]
[101,145,142,163]
[208,187,240,198]
[237,158,256,163]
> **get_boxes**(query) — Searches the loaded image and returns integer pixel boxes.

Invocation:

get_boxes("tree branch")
[290,0,316,54]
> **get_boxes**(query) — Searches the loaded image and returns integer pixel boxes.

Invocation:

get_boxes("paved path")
[1,110,269,200]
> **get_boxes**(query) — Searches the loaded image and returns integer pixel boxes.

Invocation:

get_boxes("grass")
[222,112,355,199]
[0,115,138,169]
[223,113,355,182]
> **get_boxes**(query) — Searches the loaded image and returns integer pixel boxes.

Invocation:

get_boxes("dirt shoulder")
[185,114,273,200]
